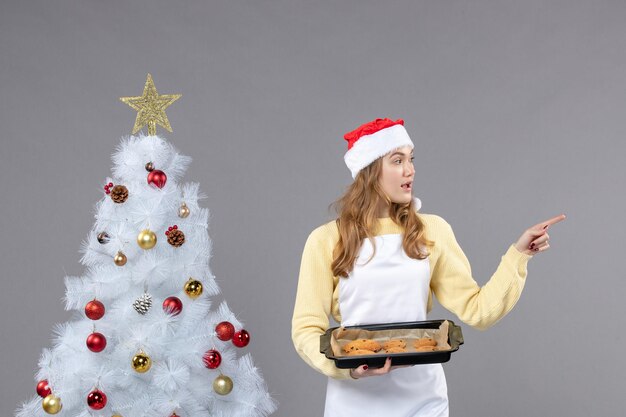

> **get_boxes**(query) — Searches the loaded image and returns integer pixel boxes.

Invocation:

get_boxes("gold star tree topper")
[120,74,181,135]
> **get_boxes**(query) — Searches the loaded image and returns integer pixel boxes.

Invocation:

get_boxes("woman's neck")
[375,200,390,218]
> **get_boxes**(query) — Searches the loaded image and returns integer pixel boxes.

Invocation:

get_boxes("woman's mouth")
[401,181,412,192]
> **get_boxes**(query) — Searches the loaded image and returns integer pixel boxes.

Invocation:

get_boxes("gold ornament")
[145,161,154,172]
[120,74,182,135]
[114,251,127,266]
[178,203,190,218]
[132,352,152,373]
[213,374,233,395]
[184,278,203,299]
[42,394,62,414]
[137,229,157,249]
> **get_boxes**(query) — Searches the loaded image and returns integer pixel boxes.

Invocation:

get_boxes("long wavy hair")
[329,157,433,278]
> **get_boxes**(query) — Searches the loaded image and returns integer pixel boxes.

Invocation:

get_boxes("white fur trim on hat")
[344,124,414,179]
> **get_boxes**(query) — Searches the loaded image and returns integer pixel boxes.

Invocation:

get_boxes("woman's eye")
[410,157,415,162]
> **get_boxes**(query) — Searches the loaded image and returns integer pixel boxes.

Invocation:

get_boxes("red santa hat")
[343,118,414,179]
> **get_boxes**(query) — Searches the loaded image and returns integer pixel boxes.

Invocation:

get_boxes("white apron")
[324,233,449,417]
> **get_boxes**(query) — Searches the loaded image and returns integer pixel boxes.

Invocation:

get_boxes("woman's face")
[379,145,415,205]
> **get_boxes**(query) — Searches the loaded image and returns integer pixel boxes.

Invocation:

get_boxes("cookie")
[413,338,437,348]
[346,349,376,356]
[342,339,382,353]
[415,345,437,352]
[384,346,407,354]
[382,339,407,350]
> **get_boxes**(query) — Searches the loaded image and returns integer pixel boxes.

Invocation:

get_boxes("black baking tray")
[320,320,464,369]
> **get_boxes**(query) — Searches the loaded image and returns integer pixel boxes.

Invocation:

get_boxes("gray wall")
[1,1,624,416]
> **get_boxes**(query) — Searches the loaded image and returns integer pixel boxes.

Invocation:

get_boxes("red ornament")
[162,296,183,316]
[85,300,105,320]
[232,329,250,348]
[86,332,107,352]
[147,170,167,189]
[36,379,51,397]
[215,321,235,341]
[202,349,222,369]
[87,389,107,410]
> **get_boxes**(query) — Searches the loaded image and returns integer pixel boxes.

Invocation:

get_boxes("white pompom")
[413,197,422,211]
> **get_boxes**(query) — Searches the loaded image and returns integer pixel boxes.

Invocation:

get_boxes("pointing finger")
[534,214,566,230]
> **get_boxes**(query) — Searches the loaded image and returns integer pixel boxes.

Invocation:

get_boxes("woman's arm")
[291,226,351,380]
[429,217,533,330]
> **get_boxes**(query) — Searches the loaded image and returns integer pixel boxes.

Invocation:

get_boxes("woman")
[291,118,565,416]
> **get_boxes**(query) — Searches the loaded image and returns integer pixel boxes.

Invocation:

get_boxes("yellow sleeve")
[291,226,351,380]
[430,217,533,330]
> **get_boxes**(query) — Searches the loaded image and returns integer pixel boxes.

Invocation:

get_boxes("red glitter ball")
[215,321,235,341]
[85,300,105,320]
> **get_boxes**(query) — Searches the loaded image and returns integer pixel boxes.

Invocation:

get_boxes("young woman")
[291,118,565,416]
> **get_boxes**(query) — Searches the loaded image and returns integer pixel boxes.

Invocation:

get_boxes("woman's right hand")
[351,357,407,379]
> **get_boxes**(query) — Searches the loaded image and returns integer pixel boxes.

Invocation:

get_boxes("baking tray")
[320,320,464,369]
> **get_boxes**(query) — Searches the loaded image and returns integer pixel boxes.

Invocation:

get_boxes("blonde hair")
[329,157,433,278]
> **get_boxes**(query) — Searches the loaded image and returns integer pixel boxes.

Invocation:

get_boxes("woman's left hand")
[514,214,566,256]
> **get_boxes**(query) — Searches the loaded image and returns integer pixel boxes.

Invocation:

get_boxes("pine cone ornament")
[166,227,185,247]
[110,185,129,204]
[133,293,153,315]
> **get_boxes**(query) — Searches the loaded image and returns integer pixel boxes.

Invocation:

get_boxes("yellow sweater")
[291,213,533,380]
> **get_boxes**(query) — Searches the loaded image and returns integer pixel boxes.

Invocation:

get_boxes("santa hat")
[343,118,414,179]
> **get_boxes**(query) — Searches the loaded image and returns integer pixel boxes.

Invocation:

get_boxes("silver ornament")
[133,293,153,315]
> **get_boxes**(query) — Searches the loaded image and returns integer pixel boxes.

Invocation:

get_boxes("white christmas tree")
[16,75,277,417]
